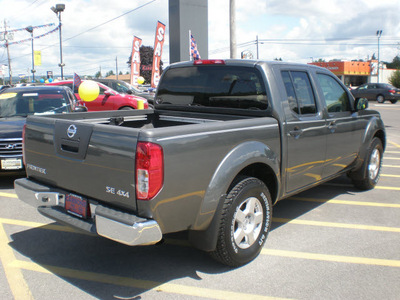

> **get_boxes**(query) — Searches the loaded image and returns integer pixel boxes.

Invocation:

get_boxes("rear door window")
[282,71,317,115]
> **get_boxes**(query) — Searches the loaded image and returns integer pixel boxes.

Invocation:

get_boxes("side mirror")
[354,97,368,111]
[74,105,88,112]
[126,90,133,95]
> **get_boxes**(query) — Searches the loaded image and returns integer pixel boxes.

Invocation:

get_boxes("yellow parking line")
[9,260,289,300]
[0,192,18,198]
[381,174,400,178]
[386,151,400,154]
[272,218,400,232]
[261,249,400,267]
[388,141,400,149]
[288,197,400,208]
[324,182,400,191]
[0,224,34,300]
[384,157,400,160]
[383,165,400,168]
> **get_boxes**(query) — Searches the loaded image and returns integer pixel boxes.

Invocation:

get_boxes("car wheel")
[351,137,383,190]
[210,177,272,267]
[376,95,385,103]
[390,100,398,104]
[119,107,134,110]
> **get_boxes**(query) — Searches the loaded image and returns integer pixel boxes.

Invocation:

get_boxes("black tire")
[119,107,135,110]
[351,137,383,190]
[390,100,398,104]
[210,177,272,267]
[376,95,385,103]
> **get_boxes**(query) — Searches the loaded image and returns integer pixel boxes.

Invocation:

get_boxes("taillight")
[22,124,26,166]
[193,59,225,65]
[389,89,396,94]
[135,142,164,200]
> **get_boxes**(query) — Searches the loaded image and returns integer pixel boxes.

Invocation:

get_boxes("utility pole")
[376,30,382,83]
[229,0,236,59]
[4,20,12,84]
[256,35,259,59]
[116,56,118,80]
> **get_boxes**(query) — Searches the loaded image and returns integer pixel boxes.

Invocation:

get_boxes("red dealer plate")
[65,193,90,219]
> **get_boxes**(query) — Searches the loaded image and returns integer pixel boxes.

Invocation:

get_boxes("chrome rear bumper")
[14,178,162,246]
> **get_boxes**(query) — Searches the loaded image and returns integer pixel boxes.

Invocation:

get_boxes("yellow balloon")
[137,76,145,85]
[78,80,100,102]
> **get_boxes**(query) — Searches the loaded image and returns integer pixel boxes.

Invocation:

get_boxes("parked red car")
[46,80,149,111]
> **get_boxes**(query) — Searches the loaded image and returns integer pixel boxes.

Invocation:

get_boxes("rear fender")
[189,141,280,251]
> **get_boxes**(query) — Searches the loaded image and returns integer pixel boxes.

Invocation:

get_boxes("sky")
[0,0,399,81]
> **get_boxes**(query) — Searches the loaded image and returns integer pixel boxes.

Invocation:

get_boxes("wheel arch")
[349,117,386,179]
[189,141,280,252]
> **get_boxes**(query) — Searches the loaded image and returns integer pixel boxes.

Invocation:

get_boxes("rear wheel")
[376,95,385,103]
[351,137,383,190]
[210,177,272,267]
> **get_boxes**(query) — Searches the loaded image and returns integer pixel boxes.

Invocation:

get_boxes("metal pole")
[376,30,382,83]
[4,20,12,84]
[229,0,236,59]
[58,12,64,80]
[256,35,259,59]
[31,31,35,81]
[116,56,118,80]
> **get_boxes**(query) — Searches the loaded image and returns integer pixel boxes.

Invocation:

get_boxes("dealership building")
[309,60,396,87]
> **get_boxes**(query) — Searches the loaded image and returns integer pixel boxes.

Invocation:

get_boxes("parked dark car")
[0,86,86,175]
[0,85,11,93]
[93,79,155,106]
[351,83,400,104]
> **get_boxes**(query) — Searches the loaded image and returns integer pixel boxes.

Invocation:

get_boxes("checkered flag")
[73,73,81,88]
[190,34,201,61]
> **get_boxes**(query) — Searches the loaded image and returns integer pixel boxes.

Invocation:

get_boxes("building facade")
[309,60,396,87]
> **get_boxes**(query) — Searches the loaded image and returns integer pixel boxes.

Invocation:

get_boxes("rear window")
[156,66,268,110]
[0,90,70,117]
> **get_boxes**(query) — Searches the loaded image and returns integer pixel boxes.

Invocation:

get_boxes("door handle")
[328,121,337,132]
[287,127,303,138]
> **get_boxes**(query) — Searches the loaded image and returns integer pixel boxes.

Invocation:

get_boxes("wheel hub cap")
[233,197,263,249]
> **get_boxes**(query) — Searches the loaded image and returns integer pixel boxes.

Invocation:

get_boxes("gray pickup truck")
[15,60,385,267]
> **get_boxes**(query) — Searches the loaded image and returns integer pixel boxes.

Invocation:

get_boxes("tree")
[94,71,101,78]
[386,55,400,69]
[127,45,163,84]
[105,70,115,77]
[389,70,400,88]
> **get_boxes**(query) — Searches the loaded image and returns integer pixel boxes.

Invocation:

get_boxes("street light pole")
[51,4,65,80]
[376,30,382,83]
[26,26,36,82]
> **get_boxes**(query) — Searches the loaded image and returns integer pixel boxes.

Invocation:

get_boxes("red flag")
[151,21,166,88]
[130,36,142,87]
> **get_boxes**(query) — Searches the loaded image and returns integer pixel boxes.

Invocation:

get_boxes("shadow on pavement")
[8,174,369,299]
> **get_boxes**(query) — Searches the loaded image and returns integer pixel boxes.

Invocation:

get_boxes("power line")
[63,0,157,43]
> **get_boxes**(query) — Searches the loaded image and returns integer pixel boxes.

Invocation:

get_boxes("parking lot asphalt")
[0,103,399,300]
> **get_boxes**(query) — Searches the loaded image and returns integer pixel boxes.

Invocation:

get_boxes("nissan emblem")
[67,124,77,138]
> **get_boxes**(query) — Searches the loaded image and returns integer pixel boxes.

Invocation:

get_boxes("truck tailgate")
[24,117,139,211]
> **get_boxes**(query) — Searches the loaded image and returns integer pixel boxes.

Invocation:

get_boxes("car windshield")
[117,81,141,93]
[0,90,70,118]
[156,65,268,110]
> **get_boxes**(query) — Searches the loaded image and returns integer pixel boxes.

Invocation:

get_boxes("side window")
[282,71,317,115]
[99,86,107,95]
[317,73,351,113]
